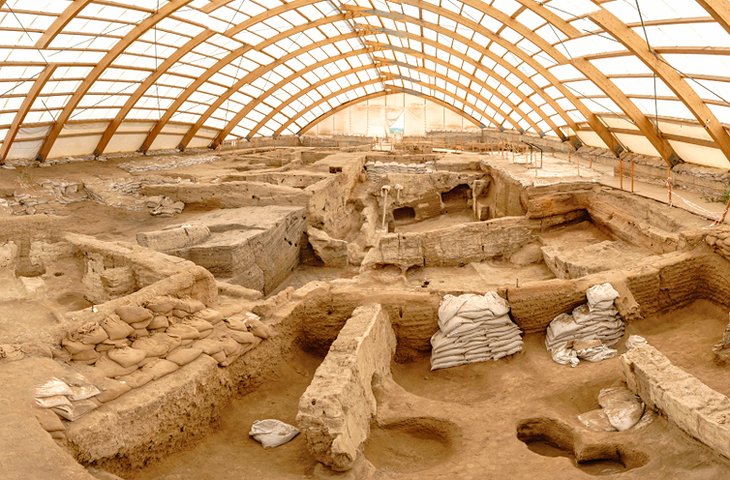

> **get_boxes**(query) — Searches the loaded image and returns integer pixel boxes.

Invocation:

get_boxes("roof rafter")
[246,59,520,140]
[274,76,492,137]
[35,0,195,161]
[138,12,356,153]
[206,28,576,148]
[35,0,94,49]
[0,65,56,164]
[299,87,481,135]
[345,2,623,155]
[510,0,682,165]
[696,0,730,37]
[589,6,730,164]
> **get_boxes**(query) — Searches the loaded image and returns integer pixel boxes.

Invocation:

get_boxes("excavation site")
[2,2,730,479]
[1,139,729,480]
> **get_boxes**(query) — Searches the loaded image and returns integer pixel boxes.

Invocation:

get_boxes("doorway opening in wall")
[441,184,471,213]
[393,206,416,224]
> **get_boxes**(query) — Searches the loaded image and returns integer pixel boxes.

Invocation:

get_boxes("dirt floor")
[124,333,730,480]
[129,348,323,480]
[629,300,730,397]
[395,211,475,233]
[2,149,729,479]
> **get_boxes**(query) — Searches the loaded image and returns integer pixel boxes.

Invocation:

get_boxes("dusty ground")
[2,150,729,479]
[125,331,730,480]
[629,300,730,397]
[129,348,323,480]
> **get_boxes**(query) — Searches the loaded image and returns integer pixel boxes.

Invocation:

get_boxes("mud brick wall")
[307,154,366,240]
[297,304,396,471]
[140,181,310,209]
[289,284,439,362]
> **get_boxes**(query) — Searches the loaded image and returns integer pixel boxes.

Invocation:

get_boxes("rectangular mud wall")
[307,153,366,240]
[622,344,730,460]
[292,285,439,362]
[507,251,729,333]
[297,304,396,472]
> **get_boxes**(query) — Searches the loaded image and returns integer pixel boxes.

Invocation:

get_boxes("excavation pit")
[0,148,729,480]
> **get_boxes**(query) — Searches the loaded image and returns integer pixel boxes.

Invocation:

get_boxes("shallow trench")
[108,289,730,480]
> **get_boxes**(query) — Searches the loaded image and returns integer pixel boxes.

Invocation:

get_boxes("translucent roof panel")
[0,0,728,168]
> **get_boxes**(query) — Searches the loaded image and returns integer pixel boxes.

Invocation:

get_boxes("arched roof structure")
[1,0,729,168]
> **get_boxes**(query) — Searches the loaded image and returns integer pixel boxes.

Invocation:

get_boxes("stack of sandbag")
[430,292,523,371]
[60,297,274,404]
[34,375,101,422]
[545,283,624,367]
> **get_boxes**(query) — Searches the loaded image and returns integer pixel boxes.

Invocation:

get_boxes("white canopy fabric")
[0,0,729,168]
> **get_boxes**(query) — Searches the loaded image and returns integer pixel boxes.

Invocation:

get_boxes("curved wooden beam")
[138,13,352,153]
[297,87,484,135]
[298,87,481,135]
[35,0,95,49]
[397,0,677,159]
[274,77,493,137]
[346,2,624,155]
[513,0,682,165]
[696,0,730,36]
[245,53,537,141]
[94,29,215,156]
[95,0,324,156]
[36,0,194,161]
[181,40,367,150]
[589,6,730,164]
[0,65,56,163]
[208,30,572,148]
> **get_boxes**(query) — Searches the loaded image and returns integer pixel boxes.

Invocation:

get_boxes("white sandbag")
[52,399,99,421]
[249,419,299,448]
[551,346,579,367]
[437,295,469,324]
[586,283,619,310]
[35,378,73,398]
[625,335,647,349]
[578,344,617,362]
[457,292,510,319]
[68,384,101,401]
[598,387,645,431]
[35,395,72,409]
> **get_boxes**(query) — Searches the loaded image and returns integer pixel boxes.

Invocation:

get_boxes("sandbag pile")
[578,386,648,432]
[545,283,624,367]
[34,375,101,423]
[60,297,274,405]
[430,292,523,371]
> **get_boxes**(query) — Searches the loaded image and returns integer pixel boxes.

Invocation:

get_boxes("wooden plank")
[35,0,95,48]
[0,65,57,163]
[36,0,194,161]
[590,7,730,165]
